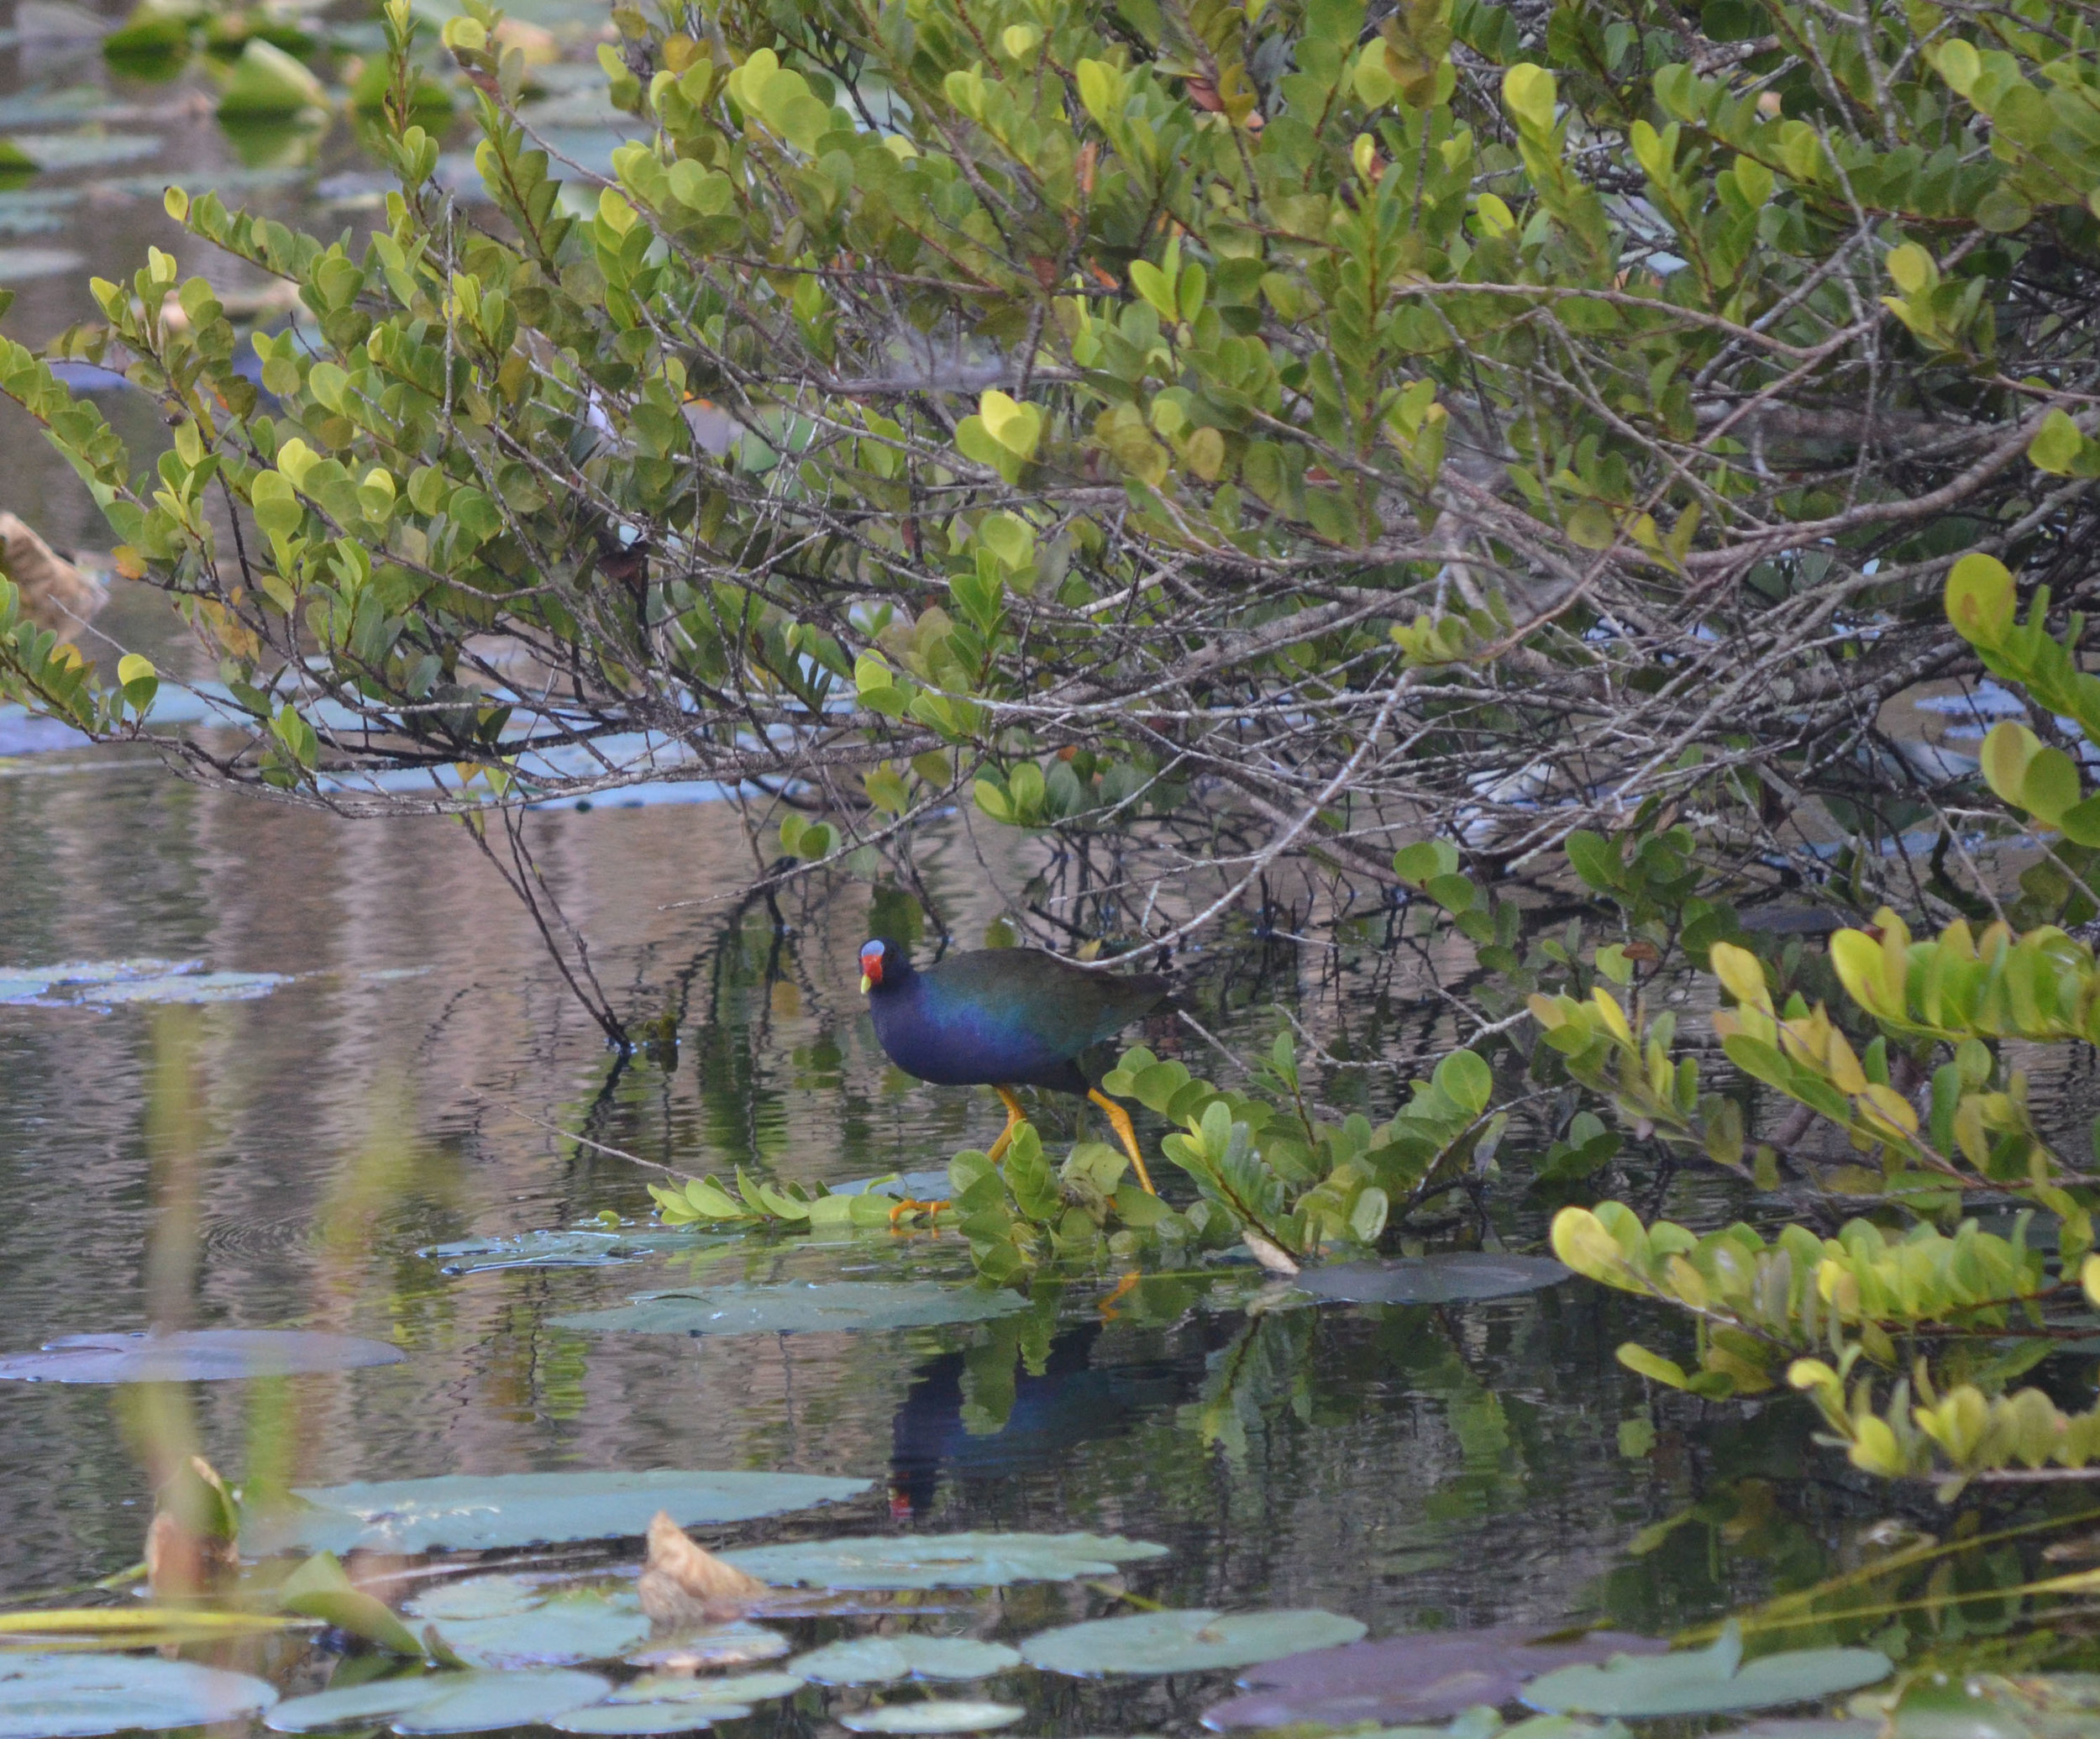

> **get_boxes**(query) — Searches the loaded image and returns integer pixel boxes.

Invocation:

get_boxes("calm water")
[0,3,2075,1731]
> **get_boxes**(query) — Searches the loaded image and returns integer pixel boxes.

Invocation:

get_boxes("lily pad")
[0,248,78,281]
[0,1652,276,1737]
[551,1710,731,1736]
[420,1229,707,1274]
[838,1704,1025,1734]
[1292,1255,1571,1305]
[622,1622,790,1669]
[1522,1626,1891,1718]
[270,1672,613,1736]
[402,1581,648,1668]
[552,1281,1028,1337]
[0,1329,403,1384]
[550,1673,804,1733]
[88,970,291,1005]
[246,1468,872,1556]
[605,1673,805,1705]
[1023,1609,1368,1678]
[4,130,162,168]
[0,959,193,1003]
[720,1531,1168,1590]
[1205,1626,1670,1729]
[793,1636,1022,1684]
[396,1670,614,1736]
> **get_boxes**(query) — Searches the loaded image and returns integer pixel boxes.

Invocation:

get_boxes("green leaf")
[2029,411,2086,476]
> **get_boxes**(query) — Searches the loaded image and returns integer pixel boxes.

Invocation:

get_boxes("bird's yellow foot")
[1088,1089,1156,1194]
[888,1197,950,1227]
[986,1085,1028,1165]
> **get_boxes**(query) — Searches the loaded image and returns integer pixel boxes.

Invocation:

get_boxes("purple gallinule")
[858,938,1167,1194]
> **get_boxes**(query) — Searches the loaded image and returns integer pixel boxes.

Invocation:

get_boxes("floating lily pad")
[398,1670,614,1736]
[1522,1626,1891,1718]
[89,970,291,1005]
[839,1703,1025,1734]
[1023,1609,1368,1678]
[0,248,77,281]
[420,1229,707,1274]
[721,1531,1168,1590]
[552,1281,1028,1337]
[5,131,162,168]
[1205,1626,1670,1729]
[266,1674,456,1732]
[1291,1255,1571,1305]
[0,1652,276,1737]
[1735,1723,1881,1739]
[246,1468,872,1556]
[605,1673,805,1706]
[551,1710,729,1736]
[550,1672,804,1733]
[402,1581,648,1668]
[0,1329,403,1384]
[1887,1672,2100,1739]
[270,1672,613,1736]
[793,1635,1022,1684]
[623,1622,790,1670]
[0,960,193,1003]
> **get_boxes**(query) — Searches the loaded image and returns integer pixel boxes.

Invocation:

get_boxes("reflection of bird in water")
[888,1323,1185,1518]
[858,939,1169,1191]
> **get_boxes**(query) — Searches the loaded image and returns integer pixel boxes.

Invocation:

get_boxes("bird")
[858,938,1168,1194]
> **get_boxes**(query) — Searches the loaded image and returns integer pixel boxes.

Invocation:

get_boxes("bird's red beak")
[859,949,883,993]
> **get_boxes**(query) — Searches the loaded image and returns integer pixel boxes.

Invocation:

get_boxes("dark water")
[0,3,2069,1732]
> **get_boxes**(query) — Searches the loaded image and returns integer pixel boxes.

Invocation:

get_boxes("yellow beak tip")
[859,975,872,995]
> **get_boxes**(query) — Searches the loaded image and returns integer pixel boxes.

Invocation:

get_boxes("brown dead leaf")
[0,513,107,636]
[145,1457,239,1598]
[637,1510,769,1627]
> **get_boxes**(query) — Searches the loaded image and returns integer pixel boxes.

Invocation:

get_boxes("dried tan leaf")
[0,513,106,636]
[1242,1231,1301,1276]
[637,1510,769,1626]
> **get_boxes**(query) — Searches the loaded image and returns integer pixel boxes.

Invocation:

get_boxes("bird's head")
[859,938,904,996]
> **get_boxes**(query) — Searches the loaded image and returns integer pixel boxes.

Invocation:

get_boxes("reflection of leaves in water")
[958,1285,1061,1436]
[1180,1311,1315,1462]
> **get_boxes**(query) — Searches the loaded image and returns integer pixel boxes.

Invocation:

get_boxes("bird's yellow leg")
[1089,1089,1156,1195]
[986,1085,1028,1165]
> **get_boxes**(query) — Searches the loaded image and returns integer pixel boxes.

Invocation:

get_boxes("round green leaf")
[720,1531,1168,1590]
[1022,1609,1368,1677]
[838,1704,1025,1734]
[550,1281,1028,1337]
[0,1653,276,1738]
[1502,62,1557,132]
[793,1636,1022,1685]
